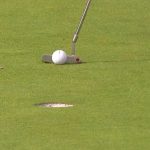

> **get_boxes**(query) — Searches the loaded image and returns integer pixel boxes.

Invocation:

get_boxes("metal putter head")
[42,54,81,64]
[42,42,81,64]
[42,0,92,64]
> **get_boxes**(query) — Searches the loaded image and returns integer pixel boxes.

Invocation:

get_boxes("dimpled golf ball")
[52,50,67,64]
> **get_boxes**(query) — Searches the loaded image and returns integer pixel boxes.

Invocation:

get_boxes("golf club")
[42,0,92,64]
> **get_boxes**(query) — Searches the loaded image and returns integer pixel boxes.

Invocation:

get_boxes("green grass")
[0,0,150,149]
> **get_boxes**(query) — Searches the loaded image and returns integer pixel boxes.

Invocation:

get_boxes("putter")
[42,0,92,64]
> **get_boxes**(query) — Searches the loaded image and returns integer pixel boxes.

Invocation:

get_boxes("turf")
[0,0,150,149]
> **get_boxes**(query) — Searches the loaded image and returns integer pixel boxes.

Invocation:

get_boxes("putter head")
[42,54,81,64]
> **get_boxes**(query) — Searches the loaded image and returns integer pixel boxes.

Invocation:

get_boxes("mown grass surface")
[0,0,150,149]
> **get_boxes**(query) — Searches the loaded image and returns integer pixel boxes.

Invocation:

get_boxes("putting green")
[0,0,150,150]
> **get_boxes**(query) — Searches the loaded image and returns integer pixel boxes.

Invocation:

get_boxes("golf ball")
[52,50,67,64]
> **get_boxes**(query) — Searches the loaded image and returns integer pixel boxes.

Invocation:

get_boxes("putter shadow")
[65,61,87,65]
[88,59,150,63]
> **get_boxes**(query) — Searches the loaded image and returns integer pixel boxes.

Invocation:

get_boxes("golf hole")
[35,103,74,108]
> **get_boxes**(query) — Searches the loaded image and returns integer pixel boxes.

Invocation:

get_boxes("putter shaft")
[72,0,92,55]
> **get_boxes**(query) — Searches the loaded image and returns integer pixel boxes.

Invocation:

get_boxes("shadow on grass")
[42,61,87,65]
[41,59,150,66]
[89,59,150,63]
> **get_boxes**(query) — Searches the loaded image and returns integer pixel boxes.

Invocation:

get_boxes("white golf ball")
[52,50,67,64]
